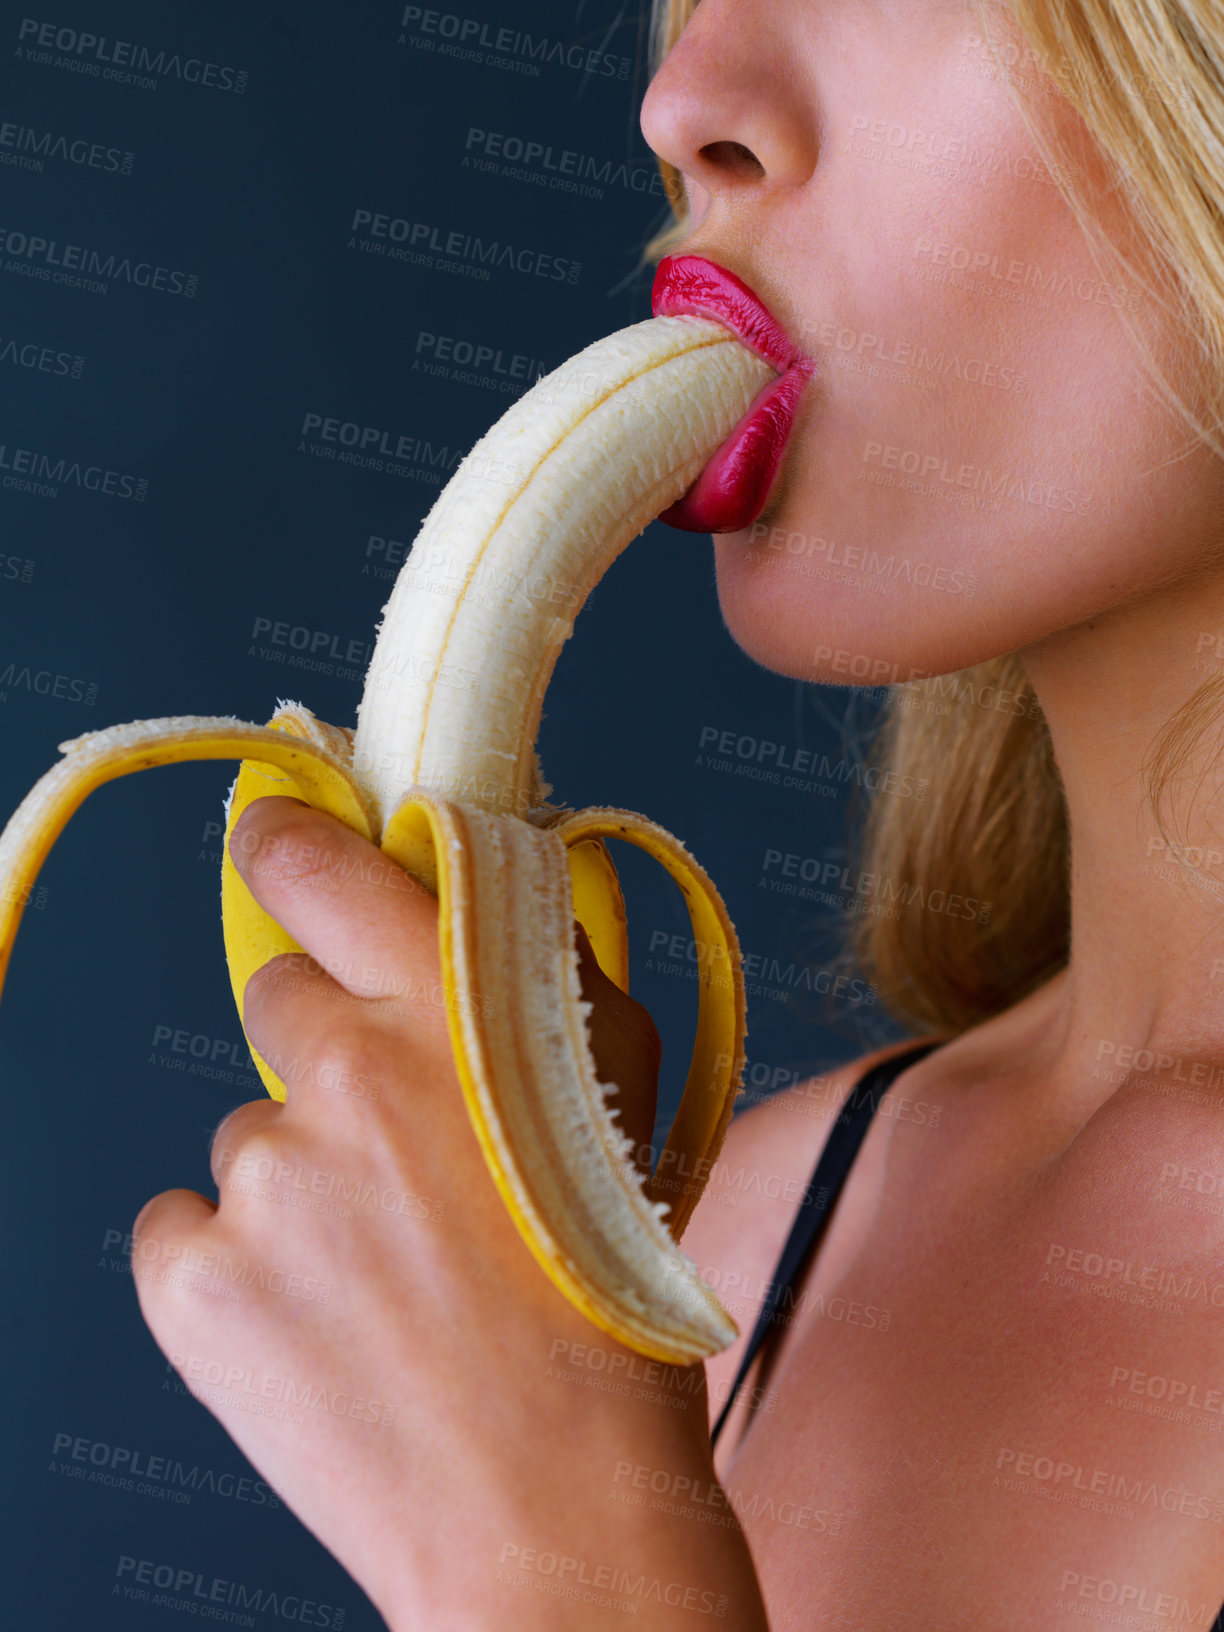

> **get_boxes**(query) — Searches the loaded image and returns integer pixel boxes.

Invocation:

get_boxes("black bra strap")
[709,1038,942,1449]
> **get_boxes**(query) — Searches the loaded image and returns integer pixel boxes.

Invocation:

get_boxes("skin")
[130,0,1224,1626]
[134,794,768,1630]
[638,0,1224,1623]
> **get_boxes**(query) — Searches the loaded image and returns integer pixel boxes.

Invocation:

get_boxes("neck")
[1017,572,1224,1099]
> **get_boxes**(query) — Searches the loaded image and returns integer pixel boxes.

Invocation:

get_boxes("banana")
[0,315,774,1364]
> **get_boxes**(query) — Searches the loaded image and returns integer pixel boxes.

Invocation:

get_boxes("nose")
[640,0,818,225]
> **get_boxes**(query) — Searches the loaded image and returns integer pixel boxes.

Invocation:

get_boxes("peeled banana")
[0,315,775,1364]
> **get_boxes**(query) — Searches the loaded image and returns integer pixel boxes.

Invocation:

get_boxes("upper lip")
[651,254,812,376]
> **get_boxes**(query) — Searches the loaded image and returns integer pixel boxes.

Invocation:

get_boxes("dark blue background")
[0,4,903,1624]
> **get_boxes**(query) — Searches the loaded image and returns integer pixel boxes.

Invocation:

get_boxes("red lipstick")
[651,255,813,534]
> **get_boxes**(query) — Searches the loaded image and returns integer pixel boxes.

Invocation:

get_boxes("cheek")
[811,77,1128,509]
[720,68,1172,679]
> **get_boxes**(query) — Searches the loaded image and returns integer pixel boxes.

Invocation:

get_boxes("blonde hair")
[646,0,1224,1037]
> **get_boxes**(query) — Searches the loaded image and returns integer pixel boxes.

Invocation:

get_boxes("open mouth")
[652,254,814,534]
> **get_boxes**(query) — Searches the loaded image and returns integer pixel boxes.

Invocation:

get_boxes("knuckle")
[209,1101,279,1172]
[214,1126,289,1191]
[311,1016,399,1090]
[243,951,316,1013]
[260,1015,401,1105]
[131,1192,199,1261]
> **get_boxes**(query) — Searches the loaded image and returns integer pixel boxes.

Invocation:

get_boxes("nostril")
[699,140,766,180]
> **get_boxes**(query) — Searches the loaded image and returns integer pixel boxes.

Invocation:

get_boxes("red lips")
[651,254,814,534]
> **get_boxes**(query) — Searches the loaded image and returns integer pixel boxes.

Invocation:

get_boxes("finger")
[134,1187,216,1243]
[130,1187,217,1306]
[208,1097,284,1191]
[241,950,450,1107]
[228,795,439,1003]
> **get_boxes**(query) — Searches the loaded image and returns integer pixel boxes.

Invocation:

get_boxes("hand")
[130,795,769,1629]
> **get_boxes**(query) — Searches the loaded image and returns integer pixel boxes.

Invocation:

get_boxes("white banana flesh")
[355,317,772,827]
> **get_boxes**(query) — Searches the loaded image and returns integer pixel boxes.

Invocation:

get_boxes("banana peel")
[0,315,774,1363]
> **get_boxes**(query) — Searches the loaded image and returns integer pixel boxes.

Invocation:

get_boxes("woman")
[132,0,1224,1624]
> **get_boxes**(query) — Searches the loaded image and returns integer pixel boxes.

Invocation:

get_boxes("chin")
[712,528,1023,689]
[711,539,818,679]
[711,531,898,686]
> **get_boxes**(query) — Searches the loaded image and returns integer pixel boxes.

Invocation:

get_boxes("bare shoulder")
[1053,1070,1224,1317]
[683,1037,934,1421]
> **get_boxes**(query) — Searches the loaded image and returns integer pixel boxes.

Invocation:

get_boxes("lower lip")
[657,364,810,534]
[652,256,813,534]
